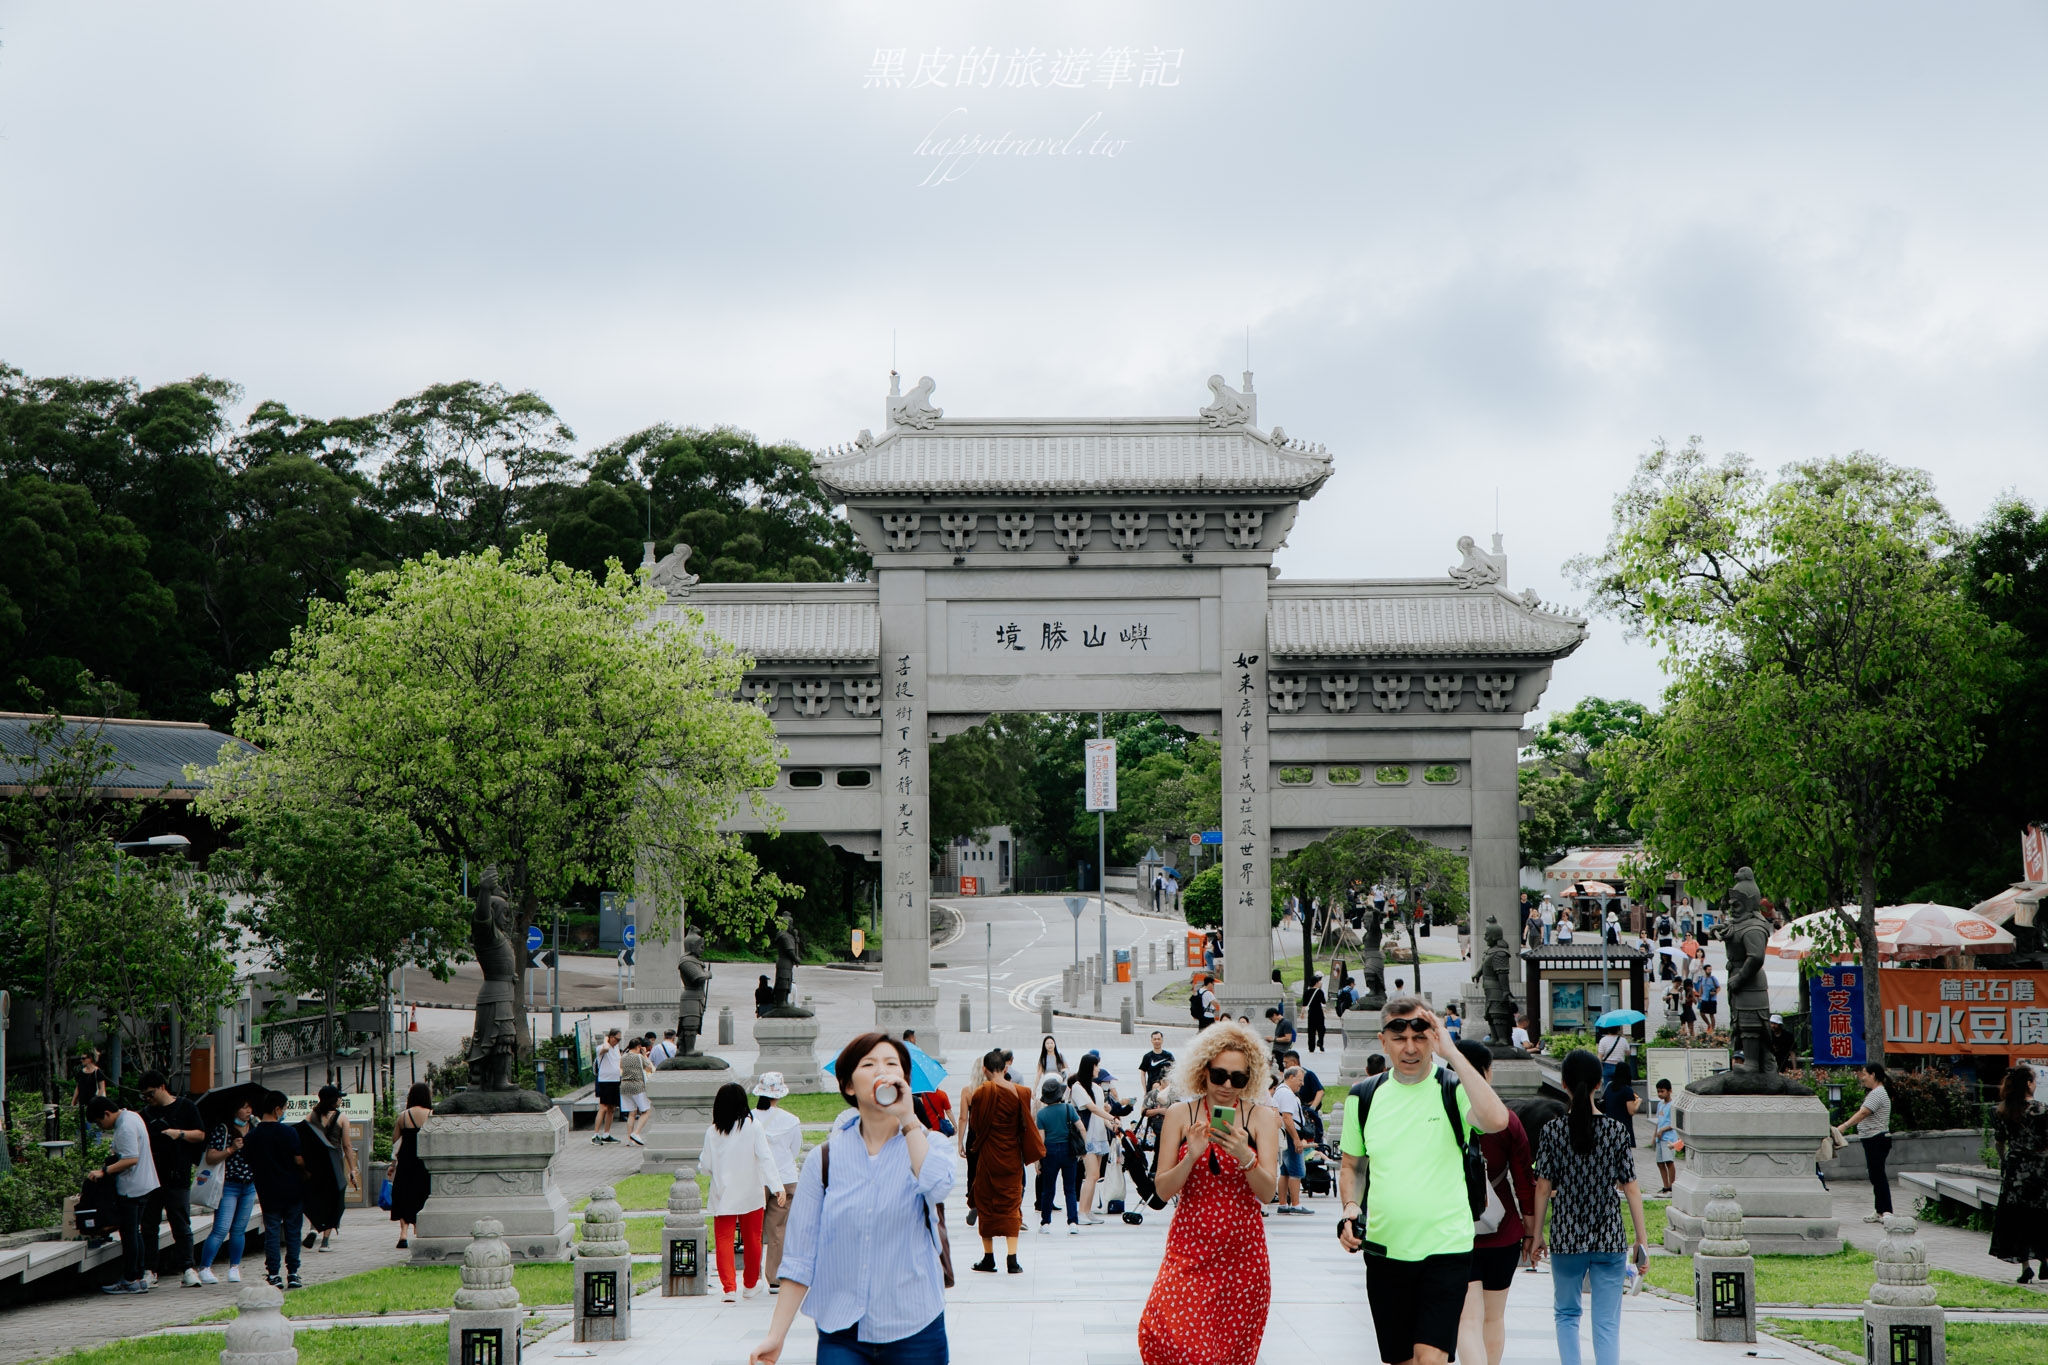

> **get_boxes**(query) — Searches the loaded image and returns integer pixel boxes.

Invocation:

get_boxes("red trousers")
[714,1208,764,1292]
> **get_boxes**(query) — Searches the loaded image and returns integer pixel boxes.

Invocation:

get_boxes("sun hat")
[751,1072,790,1099]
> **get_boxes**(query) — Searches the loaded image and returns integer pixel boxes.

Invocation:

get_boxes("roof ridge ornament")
[1448,534,1507,590]
[888,373,943,430]
[645,542,698,599]
[1198,373,1255,428]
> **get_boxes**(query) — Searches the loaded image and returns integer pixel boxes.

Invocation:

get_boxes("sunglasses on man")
[1379,1018,1434,1037]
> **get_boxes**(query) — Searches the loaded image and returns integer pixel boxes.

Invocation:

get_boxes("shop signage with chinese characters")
[1810,966,1866,1066]
[1881,971,2048,1054]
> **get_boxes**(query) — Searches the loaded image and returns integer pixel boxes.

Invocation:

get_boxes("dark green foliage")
[742,832,876,955]
[1181,865,1222,927]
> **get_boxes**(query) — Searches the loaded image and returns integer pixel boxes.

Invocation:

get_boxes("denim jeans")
[1036,1146,1079,1225]
[816,1312,948,1364]
[261,1200,304,1279]
[199,1182,257,1268]
[1549,1250,1626,1365]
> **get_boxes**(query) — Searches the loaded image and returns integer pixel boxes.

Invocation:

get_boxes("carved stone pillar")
[876,568,940,1054]
[413,1109,571,1263]
[1216,567,1274,1018]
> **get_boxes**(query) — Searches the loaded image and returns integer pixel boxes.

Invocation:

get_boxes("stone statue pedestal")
[1485,1050,1544,1103]
[874,985,941,1060]
[638,1069,727,1174]
[412,1109,572,1263]
[1334,1013,1382,1087]
[752,1016,826,1093]
[1664,1088,1840,1255]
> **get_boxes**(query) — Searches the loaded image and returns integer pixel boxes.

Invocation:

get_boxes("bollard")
[1863,1215,1944,1365]
[1041,998,1053,1036]
[1693,1186,1756,1344]
[959,994,971,1033]
[1093,972,1103,1013]
[446,1218,519,1365]
[574,1187,633,1342]
[663,1167,706,1297]
[224,1279,297,1365]
[1135,977,1145,1019]
[1149,942,1158,975]
[1119,996,1133,1034]
[717,1006,734,1047]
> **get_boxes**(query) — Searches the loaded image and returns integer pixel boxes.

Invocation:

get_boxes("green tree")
[1574,442,2015,1061]
[369,381,577,559]
[214,804,467,1085]
[0,685,140,1100]
[928,717,1041,854]
[198,536,789,1042]
[1518,697,1654,864]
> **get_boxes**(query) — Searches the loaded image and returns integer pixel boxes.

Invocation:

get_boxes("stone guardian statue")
[1479,923,1522,1052]
[1358,900,1387,1010]
[760,916,813,1018]
[1692,865,1802,1095]
[660,928,729,1070]
[436,869,549,1112]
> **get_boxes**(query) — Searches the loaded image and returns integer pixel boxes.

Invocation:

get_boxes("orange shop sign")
[1881,970,2048,1053]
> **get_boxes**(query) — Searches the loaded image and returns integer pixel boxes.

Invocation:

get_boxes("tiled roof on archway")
[814,428,1334,497]
[1267,590,1586,658]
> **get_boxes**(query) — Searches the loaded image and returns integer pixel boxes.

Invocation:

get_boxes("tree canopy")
[1573,441,2015,1060]
[0,362,864,722]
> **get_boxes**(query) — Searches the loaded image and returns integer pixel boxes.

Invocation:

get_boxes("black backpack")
[1348,1070,1486,1221]
[1189,988,1208,1025]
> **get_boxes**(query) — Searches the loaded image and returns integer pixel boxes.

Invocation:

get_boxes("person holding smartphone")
[1137,1020,1280,1365]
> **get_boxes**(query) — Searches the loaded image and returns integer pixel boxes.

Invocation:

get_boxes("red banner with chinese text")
[1880,970,2048,1054]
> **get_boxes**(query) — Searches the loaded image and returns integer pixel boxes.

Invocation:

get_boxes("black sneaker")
[287,1274,305,1290]
[266,1273,283,1288]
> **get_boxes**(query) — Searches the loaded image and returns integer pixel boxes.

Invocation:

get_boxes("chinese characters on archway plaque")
[1226,651,1266,918]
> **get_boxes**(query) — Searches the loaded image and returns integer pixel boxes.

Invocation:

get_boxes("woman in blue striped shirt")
[749,1032,956,1364]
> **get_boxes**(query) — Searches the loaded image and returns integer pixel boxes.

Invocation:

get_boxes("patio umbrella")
[1595,1009,1647,1028]
[822,1043,948,1094]
[1766,904,2015,961]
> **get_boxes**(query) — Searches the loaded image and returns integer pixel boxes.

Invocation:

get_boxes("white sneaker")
[742,1285,765,1300]
[183,1269,202,1287]
[1036,1224,1050,1235]
[722,1290,738,1303]
[146,1272,158,1287]
[226,1267,241,1283]
[198,1269,218,1286]
[1068,1224,1079,1235]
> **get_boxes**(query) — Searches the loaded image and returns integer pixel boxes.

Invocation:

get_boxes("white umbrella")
[1766,903,2015,961]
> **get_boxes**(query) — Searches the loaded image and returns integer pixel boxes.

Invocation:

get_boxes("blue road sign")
[526,925,543,953]
[1200,831,1223,844]
[623,923,636,948]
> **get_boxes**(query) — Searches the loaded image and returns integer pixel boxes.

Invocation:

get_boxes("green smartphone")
[1210,1104,1237,1129]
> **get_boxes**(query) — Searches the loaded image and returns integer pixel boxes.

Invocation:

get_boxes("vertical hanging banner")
[1810,965,1866,1066]
[1085,738,1118,812]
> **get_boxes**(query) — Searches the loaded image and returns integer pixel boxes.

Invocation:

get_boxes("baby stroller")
[1301,1141,1337,1199]
[1117,1130,1160,1220]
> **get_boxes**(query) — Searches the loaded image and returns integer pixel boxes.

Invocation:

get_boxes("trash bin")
[1114,949,1131,983]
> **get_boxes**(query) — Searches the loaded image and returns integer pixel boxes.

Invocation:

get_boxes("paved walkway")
[522,1195,1841,1365]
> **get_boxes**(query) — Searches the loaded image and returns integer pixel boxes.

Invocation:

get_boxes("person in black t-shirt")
[241,1091,308,1289]
[1138,1033,1175,1089]
[140,1072,206,1285]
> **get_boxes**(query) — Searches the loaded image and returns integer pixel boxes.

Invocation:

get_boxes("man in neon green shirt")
[1338,995,1510,1365]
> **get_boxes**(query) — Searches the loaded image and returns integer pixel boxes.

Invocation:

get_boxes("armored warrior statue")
[1479,923,1521,1051]
[1358,901,1388,1010]
[466,870,520,1091]
[760,916,813,1018]
[1693,866,1803,1094]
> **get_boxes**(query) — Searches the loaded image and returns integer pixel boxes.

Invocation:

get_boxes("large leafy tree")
[928,717,1041,852]
[1574,442,2014,1061]
[198,536,789,1033]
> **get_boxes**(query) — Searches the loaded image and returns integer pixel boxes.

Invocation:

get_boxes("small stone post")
[222,1280,296,1365]
[445,1219,521,1365]
[1694,1185,1757,1343]
[662,1168,707,1297]
[1093,972,1103,1013]
[959,994,971,1033]
[1134,977,1146,1020]
[1863,1216,1944,1365]
[1119,996,1133,1034]
[1148,942,1157,974]
[1040,999,1053,1035]
[573,1187,633,1342]
[717,1006,734,1047]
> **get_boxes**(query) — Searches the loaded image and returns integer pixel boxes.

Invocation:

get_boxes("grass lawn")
[194,1261,658,1321]
[1766,1318,2048,1365]
[780,1092,853,1124]
[572,1171,708,1212]
[1644,1248,2045,1309]
[53,1323,450,1365]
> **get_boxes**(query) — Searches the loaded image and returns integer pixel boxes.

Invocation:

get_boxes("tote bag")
[190,1160,226,1212]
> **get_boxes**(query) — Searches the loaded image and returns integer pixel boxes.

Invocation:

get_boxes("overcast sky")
[4,2,2044,720]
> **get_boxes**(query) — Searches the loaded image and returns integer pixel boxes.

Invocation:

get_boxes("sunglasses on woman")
[1206,1066,1251,1089]
[1380,1018,1434,1037]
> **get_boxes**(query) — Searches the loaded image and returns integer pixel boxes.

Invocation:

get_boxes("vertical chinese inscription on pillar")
[887,651,929,955]
[1226,650,1270,932]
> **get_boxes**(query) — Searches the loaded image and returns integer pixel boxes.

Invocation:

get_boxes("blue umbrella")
[822,1042,949,1094]
[1595,1009,1647,1028]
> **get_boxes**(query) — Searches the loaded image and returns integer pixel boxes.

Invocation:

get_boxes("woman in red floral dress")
[1138,1021,1281,1365]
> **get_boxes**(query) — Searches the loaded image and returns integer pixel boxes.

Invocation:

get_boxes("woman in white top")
[1032,1035,1066,1112]
[1066,1053,1116,1225]
[699,1081,786,1301]
[751,1073,806,1291]
[1832,1064,1894,1222]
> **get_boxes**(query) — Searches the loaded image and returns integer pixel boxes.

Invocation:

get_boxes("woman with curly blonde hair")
[1137,1020,1279,1365]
